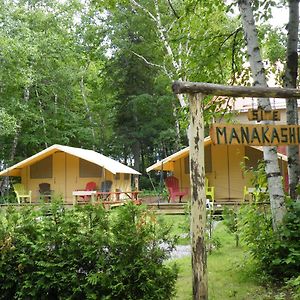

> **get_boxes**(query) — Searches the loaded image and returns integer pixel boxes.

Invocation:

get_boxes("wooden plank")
[172,81,300,98]
[210,124,300,146]
[247,109,281,121]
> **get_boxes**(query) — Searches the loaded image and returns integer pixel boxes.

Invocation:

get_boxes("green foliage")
[242,158,270,202]
[238,200,300,280]
[285,276,300,298]
[0,0,112,161]
[238,204,274,268]
[222,207,239,247]
[179,202,222,252]
[0,194,17,204]
[0,202,178,299]
[242,159,268,189]
[175,223,299,300]
[0,109,18,136]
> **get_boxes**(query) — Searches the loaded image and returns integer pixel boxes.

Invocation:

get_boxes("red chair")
[80,181,97,202]
[164,176,188,203]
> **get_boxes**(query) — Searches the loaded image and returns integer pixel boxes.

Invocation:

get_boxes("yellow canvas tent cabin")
[146,137,288,203]
[0,144,141,203]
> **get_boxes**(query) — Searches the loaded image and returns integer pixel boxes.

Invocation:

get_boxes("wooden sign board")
[210,124,300,146]
[247,109,280,121]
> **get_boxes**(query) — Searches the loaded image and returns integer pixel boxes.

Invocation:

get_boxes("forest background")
[0,0,291,192]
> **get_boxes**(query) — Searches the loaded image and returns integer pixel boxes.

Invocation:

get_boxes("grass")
[161,215,297,300]
[158,213,190,245]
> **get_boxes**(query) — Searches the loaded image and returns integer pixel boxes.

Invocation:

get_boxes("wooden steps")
[144,200,249,216]
[146,202,187,215]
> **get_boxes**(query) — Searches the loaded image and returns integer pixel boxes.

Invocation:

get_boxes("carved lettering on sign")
[210,124,300,146]
[247,109,281,121]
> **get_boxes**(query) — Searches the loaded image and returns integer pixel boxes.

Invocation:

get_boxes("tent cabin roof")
[0,144,141,177]
[146,137,212,172]
[230,97,300,112]
[146,137,287,172]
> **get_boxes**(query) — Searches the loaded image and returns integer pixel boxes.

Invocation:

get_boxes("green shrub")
[222,207,239,247]
[0,201,178,299]
[238,200,300,280]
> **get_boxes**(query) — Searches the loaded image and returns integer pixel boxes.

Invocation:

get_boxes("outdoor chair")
[243,186,250,202]
[79,181,97,202]
[39,183,53,202]
[13,183,32,204]
[205,178,215,206]
[164,176,188,203]
[97,180,113,201]
[100,180,113,193]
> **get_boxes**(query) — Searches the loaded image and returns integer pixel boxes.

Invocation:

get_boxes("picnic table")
[72,190,141,207]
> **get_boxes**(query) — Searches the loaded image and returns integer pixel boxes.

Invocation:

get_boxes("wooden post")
[189,93,207,300]
[134,175,139,191]
[172,81,300,98]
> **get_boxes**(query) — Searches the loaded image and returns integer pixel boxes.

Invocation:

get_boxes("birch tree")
[237,0,286,228]
[283,0,299,200]
[112,1,239,111]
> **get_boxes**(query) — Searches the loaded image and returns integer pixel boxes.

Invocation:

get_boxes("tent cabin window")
[124,173,130,180]
[79,159,103,178]
[30,156,53,179]
[245,147,263,170]
[115,173,121,180]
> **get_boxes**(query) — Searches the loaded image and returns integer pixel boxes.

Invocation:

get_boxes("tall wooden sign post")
[172,81,300,300]
[189,93,207,299]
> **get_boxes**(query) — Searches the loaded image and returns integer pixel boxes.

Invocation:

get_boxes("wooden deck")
[143,199,249,216]
[0,198,265,217]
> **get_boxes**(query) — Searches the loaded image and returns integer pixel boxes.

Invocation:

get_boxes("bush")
[0,201,178,299]
[238,200,300,280]
[222,207,239,247]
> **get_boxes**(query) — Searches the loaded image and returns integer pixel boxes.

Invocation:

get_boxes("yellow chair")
[205,178,215,205]
[13,183,32,204]
[243,186,250,202]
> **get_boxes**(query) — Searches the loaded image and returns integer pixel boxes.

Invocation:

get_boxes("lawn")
[161,215,293,300]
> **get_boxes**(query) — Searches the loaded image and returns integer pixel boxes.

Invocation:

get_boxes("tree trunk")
[133,140,141,172]
[284,0,299,200]
[36,89,48,148]
[189,93,208,300]
[172,102,181,151]
[80,72,96,150]
[238,0,285,229]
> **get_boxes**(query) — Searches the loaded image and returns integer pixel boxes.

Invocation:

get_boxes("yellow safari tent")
[0,144,140,203]
[146,137,288,203]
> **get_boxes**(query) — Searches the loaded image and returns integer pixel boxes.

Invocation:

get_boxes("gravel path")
[170,245,191,259]
[169,221,220,260]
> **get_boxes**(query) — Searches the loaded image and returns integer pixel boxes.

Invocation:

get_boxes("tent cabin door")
[212,145,245,200]
[53,151,66,200]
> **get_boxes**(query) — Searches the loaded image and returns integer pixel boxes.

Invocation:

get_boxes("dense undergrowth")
[0,201,178,300]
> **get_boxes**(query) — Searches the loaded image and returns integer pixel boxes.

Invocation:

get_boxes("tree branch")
[131,51,172,78]
[130,0,157,22]
[167,0,180,19]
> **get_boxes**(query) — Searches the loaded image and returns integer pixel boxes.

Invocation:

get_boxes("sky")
[270,6,289,28]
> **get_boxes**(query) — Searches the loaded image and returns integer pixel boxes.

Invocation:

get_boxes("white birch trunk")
[36,89,48,148]
[284,0,299,200]
[189,93,207,300]
[238,0,285,228]
[130,0,188,107]
[129,0,188,147]
[80,75,96,150]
